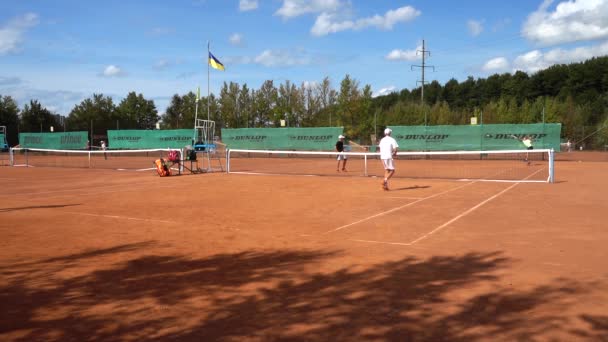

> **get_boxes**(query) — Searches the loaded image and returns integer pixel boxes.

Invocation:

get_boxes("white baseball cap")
[384,128,392,135]
[338,135,345,139]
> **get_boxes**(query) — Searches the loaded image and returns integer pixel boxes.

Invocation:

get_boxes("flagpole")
[207,41,210,124]
[195,86,199,123]
[194,86,199,143]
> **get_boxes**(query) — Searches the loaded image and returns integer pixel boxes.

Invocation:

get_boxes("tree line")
[1,56,607,148]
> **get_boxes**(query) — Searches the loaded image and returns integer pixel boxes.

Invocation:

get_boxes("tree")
[116,92,159,129]
[20,100,59,133]
[0,95,19,146]
[337,74,361,137]
[219,82,240,128]
[66,94,116,139]
[161,92,197,129]
[253,80,277,127]
[237,84,253,128]
[161,94,185,129]
[301,82,320,127]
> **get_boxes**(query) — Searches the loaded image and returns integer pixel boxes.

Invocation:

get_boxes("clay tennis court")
[1,152,607,341]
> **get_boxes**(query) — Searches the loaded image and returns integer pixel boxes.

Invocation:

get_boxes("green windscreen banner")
[221,127,344,150]
[390,123,562,151]
[0,134,6,146]
[107,129,194,149]
[19,132,88,149]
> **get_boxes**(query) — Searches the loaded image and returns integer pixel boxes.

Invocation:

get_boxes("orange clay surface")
[1,153,607,341]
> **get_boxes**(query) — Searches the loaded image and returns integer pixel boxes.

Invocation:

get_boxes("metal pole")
[421,39,425,106]
[207,41,210,146]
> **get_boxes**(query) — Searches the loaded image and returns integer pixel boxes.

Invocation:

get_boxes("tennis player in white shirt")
[378,128,399,191]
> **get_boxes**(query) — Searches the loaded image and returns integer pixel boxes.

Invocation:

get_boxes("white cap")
[338,135,345,139]
[384,128,392,135]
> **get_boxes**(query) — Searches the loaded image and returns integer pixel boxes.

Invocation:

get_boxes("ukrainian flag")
[209,52,225,71]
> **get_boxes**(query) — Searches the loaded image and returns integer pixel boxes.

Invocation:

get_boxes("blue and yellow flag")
[209,52,225,71]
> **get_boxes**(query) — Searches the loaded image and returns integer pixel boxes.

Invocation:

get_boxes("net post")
[9,147,13,166]
[180,148,184,174]
[25,149,28,167]
[548,148,555,183]
[88,151,91,168]
[226,148,230,173]
[364,153,368,177]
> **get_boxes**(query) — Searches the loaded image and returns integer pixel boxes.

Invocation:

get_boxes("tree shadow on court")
[0,246,597,341]
[392,185,431,191]
[570,314,608,341]
[0,204,81,213]
[0,241,158,272]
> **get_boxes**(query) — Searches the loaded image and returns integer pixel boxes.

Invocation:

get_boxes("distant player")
[520,135,533,164]
[522,135,534,150]
[101,140,107,160]
[378,128,399,190]
[336,134,347,172]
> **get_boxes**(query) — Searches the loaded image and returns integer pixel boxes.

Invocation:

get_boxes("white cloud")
[482,57,510,72]
[0,13,39,55]
[153,59,170,70]
[254,50,311,67]
[229,33,243,46]
[386,45,421,61]
[302,80,318,89]
[239,0,259,11]
[224,55,253,65]
[0,86,85,116]
[522,0,608,46]
[513,40,608,73]
[101,65,126,77]
[467,19,484,36]
[373,86,396,97]
[148,27,175,36]
[492,18,511,32]
[275,0,345,19]
[0,76,22,86]
[311,6,420,36]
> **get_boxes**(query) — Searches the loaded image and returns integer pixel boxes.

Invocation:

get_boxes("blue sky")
[1,0,608,116]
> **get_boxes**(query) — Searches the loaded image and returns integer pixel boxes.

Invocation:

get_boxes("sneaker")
[342,168,347,172]
[382,180,389,191]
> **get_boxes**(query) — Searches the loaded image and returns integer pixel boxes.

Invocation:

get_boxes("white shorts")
[337,153,347,161]
[382,158,395,170]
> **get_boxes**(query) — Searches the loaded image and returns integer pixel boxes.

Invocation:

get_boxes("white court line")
[406,182,520,245]
[4,184,180,203]
[406,167,545,245]
[230,171,318,177]
[323,181,475,234]
[457,179,546,183]
[346,168,546,247]
[10,179,175,197]
[64,211,173,224]
[61,211,242,231]
[349,239,411,246]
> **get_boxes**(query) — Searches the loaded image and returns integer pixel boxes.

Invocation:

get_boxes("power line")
[411,39,435,125]
[411,40,435,104]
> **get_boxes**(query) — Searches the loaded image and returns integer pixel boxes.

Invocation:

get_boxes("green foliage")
[116,92,159,129]
[66,94,116,138]
[12,56,608,148]
[20,100,59,133]
[0,95,20,145]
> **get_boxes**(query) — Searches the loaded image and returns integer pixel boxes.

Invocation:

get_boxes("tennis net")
[226,148,555,183]
[9,148,180,171]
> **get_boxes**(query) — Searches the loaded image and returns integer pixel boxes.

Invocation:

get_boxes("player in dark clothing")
[336,135,347,172]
